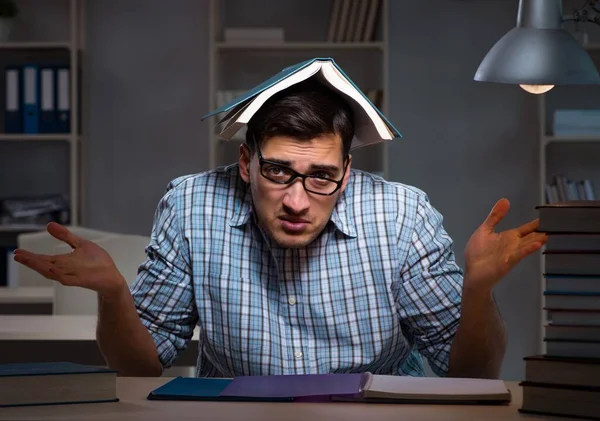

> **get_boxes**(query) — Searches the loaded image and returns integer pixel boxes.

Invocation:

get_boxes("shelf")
[0,224,47,233]
[216,41,384,50]
[0,134,74,142]
[0,42,72,50]
[583,43,600,51]
[544,134,600,144]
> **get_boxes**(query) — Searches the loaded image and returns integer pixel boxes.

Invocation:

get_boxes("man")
[14,79,547,379]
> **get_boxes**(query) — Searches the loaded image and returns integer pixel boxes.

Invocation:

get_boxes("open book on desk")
[148,372,511,405]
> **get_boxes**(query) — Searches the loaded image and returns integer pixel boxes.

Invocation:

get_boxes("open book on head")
[201,57,402,150]
[148,372,512,405]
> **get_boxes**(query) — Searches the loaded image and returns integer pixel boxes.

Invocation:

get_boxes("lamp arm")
[563,0,600,26]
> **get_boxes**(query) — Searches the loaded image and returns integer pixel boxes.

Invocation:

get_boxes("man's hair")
[245,79,354,158]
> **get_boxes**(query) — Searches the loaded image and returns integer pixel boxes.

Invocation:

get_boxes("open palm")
[13,222,124,295]
[464,198,548,290]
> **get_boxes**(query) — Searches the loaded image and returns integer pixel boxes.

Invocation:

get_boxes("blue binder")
[55,66,70,133]
[39,67,57,133]
[4,66,22,133]
[23,65,39,134]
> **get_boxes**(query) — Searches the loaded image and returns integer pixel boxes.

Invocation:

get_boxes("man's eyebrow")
[264,157,340,173]
[264,157,292,166]
[308,164,340,173]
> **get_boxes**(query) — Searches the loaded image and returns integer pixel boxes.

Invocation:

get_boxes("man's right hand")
[13,222,126,296]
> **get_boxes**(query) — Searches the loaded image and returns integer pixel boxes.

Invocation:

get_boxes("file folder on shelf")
[56,67,70,133]
[40,67,57,133]
[23,65,39,134]
[4,66,22,133]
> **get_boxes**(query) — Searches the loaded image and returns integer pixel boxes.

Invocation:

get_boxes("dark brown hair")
[245,79,354,158]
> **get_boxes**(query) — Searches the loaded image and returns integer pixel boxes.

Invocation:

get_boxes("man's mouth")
[279,216,310,233]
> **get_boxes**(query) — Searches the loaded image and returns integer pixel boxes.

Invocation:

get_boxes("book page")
[235,63,322,125]
[364,375,511,401]
[319,63,394,144]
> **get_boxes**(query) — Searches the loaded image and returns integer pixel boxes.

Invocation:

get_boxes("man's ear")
[239,143,252,183]
[339,154,352,194]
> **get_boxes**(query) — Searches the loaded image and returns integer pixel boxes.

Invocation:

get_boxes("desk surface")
[0,315,200,340]
[0,315,199,367]
[0,287,54,304]
[0,378,556,421]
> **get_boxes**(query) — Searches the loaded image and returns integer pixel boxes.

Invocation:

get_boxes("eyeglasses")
[255,143,349,196]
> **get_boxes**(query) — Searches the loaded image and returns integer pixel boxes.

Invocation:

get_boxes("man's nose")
[282,180,310,214]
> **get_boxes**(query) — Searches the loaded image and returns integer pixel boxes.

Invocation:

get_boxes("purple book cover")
[220,373,368,399]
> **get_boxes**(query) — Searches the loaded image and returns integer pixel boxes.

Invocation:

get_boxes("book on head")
[201,57,402,151]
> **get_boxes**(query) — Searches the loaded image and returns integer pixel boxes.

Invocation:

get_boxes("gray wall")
[388,0,541,380]
[84,0,210,234]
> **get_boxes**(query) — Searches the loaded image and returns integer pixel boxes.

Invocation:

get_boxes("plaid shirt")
[130,164,463,377]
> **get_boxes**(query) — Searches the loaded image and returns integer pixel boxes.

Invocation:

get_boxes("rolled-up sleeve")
[395,192,463,377]
[130,187,198,369]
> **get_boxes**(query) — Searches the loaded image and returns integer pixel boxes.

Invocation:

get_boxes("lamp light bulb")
[519,84,554,94]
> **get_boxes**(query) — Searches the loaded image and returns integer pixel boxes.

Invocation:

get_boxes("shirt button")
[294,351,303,359]
[288,297,297,305]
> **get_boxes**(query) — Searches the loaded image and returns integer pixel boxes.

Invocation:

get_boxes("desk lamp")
[475,0,600,94]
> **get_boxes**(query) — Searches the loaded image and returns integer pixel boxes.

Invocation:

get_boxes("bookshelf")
[214,41,385,50]
[0,0,84,235]
[207,0,390,177]
[0,41,72,50]
[537,33,600,351]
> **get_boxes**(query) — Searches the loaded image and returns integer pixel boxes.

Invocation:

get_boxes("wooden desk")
[0,378,556,421]
[0,315,199,366]
[0,287,53,314]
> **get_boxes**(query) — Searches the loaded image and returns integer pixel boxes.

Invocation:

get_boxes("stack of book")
[520,201,600,419]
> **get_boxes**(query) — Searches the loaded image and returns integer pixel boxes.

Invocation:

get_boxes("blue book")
[0,362,118,407]
[148,373,511,404]
[147,376,293,402]
[201,57,402,150]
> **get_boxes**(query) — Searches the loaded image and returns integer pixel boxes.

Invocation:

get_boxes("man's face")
[239,134,351,249]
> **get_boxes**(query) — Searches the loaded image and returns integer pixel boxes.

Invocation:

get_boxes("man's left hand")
[464,198,548,293]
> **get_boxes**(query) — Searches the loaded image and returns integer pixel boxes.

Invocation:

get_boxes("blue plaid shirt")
[130,164,463,377]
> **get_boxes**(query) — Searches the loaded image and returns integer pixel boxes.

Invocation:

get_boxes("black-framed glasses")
[256,143,349,196]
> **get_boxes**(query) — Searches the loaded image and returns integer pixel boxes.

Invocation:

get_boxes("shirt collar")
[228,167,254,228]
[228,171,357,239]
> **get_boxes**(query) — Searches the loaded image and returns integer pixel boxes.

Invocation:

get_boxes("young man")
[14,80,547,379]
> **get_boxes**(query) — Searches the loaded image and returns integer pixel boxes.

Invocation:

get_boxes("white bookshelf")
[0,41,72,50]
[0,134,74,141]
[0,0,84,232]
[0,223,47,233]
[537,38,600,353]
[543,134,600,144]
[215,41,385,50]
[208,0,390,178]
